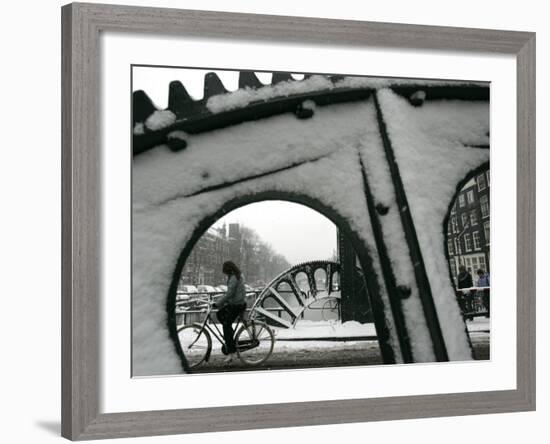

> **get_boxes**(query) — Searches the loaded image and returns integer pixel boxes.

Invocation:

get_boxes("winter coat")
[457,271,473,289]
[477,273,490,287]
[216,274,246,308]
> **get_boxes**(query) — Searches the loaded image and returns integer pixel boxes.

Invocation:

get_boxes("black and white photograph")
[132,66,491,376]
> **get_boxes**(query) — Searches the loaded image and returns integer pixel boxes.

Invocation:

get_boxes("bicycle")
[177,295,275,369]
[321,296,340,321]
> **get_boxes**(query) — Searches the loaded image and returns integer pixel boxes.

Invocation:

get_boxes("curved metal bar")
[252,260,341,328]
[166,190,398,366]
[441,161,490,357]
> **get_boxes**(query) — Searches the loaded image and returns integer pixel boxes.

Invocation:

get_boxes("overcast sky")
[213,201,337,265]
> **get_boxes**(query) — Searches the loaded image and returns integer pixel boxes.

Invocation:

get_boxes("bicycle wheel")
[177,324,211,368]
[235,321,275,366]
[321,298,339,321]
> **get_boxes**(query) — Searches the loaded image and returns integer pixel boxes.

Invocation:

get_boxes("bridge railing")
[455,287,490,319]
[175,291,261,326]
[174,290,337,326]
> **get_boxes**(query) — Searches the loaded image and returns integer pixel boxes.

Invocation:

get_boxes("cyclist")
[213,261,247,363]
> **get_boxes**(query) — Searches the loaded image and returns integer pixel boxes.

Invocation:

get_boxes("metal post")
[338,230,366,322]
[357,155,413,363]
[373,92,449,362]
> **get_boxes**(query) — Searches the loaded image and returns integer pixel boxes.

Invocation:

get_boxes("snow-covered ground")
[274,320,377,339]
[464,317,491,333]
[275,318,489,340]
[178,319,489,351]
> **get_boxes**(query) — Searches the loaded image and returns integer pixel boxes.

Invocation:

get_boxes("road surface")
[191,334,490,374]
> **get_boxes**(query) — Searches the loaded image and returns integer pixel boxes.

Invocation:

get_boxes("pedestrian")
[476,269,490,287]
[456,265,473,316]
[476,269,490,316]
[213,261,247,363]
[457,265,473,289]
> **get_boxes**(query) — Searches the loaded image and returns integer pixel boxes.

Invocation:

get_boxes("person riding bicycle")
[213,261,247,363]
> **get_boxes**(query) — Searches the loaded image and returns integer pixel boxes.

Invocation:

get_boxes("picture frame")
[61,2,535,440]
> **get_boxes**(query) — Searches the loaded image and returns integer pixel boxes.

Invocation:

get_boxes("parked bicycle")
[321,296,340,321]
[177,295,275,369]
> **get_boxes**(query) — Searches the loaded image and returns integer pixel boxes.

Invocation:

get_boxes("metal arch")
[167,189,397,364]
[250,260,343,328]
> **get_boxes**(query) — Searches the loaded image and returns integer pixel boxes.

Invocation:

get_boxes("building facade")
[179,225,229,287]
[179,222,291,289]
[446,168,490,286]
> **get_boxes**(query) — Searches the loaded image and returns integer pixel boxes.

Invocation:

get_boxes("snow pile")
[465,317,490,333]
[335,76,486,90]
[206,75,333,113]
[205,75,487,114]
[145,109,176,131]
[274,320,377,339]
[133,122,145,135]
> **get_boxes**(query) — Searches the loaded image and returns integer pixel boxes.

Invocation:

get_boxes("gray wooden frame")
[61,2,535,440]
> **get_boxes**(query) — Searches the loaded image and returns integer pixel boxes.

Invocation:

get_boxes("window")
[480,195,489,218]
[484,221,490,244]
[451,216,458,233]
[464,233,472,252]
[466,189,475,204]
[461,213,469,228]
[477,174,486,191]
[458,194,465,207]
[447,239,454,255]
[466,254,487,277]
[478,255,487,273]
[473,231,481,250]
[486,170,490,186]
[470,210,478,226]
[464,257,476,275]
[454,238,460,254]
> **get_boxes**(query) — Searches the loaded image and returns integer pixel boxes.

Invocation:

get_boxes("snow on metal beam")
[133,71,488,156]
[253,307,293,329]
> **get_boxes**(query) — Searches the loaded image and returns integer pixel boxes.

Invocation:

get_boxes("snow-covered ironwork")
[132,71,487,155]
[251,260,343,329]
[132,70,490,375]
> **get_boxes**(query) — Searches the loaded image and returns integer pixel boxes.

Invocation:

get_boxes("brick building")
[179,225,229,287]
[446,169,490,285]
[179,222,290,288]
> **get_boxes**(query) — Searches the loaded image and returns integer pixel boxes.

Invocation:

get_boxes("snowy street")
[189,318,490,374]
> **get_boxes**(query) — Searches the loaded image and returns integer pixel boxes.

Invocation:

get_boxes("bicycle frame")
[189,296,250,358]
